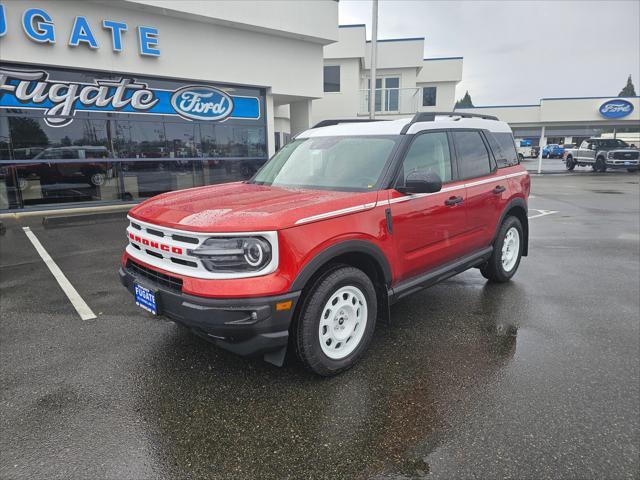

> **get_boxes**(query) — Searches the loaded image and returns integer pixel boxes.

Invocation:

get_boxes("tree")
[618,75,637,97]
[9,117,48,149]
[455,91,474,109]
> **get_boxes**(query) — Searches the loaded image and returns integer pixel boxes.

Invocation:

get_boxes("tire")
[565,156,576,171]
[480,216,524,283]
[627,168,638,173]
[518,153,524,162]
[595,157,607,173]
[294,266,377,376]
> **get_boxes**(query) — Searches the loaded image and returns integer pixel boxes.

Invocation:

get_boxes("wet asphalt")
[0,172,638,479]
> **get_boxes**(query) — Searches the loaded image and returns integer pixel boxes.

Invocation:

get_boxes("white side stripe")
[22,227,97,321]
[294,202,377,225]
[294,171,529,224]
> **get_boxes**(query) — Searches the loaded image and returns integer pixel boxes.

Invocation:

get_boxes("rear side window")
[400,132,452,183]
[452,131,492,178]
[487,132,519,167]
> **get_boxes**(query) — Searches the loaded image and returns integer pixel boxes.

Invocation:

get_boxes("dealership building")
[0,0,338,211]
[457,97,640,148]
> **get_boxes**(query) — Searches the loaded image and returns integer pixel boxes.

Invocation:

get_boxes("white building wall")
[0,0,335,100]
[313,58,362,124]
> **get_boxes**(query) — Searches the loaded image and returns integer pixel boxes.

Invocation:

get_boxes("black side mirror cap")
[397,171,443,194]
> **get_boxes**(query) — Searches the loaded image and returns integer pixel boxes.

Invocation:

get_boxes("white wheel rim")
[91,173,105,186]
[501,227,520,272]
[319,285,368,360]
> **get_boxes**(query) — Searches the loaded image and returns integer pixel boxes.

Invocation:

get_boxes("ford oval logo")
[599,99,634,119]
[171,86,234,121]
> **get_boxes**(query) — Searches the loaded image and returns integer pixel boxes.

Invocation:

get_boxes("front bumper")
[119,265,300,361]
[606,159,639,168]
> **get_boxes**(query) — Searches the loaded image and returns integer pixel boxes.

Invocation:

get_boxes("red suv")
[120,112,530,376]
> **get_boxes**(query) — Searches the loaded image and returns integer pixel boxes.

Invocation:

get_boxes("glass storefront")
[0,64,268,211]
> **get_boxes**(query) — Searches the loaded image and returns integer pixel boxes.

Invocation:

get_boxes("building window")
[324,65,340,92]
[422,87,437,107]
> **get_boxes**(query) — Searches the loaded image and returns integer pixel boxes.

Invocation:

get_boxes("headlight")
[608,152,614,159]
[189,237,272,272]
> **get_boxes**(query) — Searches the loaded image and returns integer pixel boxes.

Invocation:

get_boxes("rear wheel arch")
[495,199,529,256]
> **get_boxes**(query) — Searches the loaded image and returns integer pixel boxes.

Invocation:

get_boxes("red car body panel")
[127,182,379,232]
[122,164,529,299]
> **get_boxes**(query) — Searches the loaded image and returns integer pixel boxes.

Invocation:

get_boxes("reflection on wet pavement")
[138,279,520,479]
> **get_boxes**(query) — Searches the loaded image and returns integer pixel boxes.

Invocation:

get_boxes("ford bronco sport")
[120,112,530,376]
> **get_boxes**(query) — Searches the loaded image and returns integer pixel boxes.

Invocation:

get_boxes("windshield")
[597,139,629,148]
[252,136,399,191]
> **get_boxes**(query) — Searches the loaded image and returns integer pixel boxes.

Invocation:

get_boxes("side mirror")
[397,171,442,194]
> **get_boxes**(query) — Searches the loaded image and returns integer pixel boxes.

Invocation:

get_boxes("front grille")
[126,259,183,292]
[613,151,639,160]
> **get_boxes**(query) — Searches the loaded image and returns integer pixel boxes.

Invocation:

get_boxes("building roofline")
[457,105,540,109]
[338,24,366,28]
[423,56,463,61]
[541,95,640,100]
[366,37,425,43]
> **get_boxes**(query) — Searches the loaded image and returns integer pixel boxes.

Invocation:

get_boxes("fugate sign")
[0,67,260,127]
[0,4,160,56]
[599,99,634,119]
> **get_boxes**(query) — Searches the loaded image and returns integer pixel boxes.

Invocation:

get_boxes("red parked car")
[120,112,530,376]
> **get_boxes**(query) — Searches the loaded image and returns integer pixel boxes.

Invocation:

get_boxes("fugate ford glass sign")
[0,68,260,127]
[0,4,160,56]
[599,99,634,119]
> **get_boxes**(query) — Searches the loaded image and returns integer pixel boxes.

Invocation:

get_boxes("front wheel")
[294,266,377,376]
[595,157,607,172]
[481,216,524,283]
[566,156,576,171]
[627,168,638,173]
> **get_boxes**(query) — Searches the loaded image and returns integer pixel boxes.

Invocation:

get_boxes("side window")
[399,132,452,184]
[580,140,589,149]
[487,132,519,167]
[452,130,492,179]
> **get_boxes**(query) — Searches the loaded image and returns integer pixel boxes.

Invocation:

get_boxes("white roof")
[297,114,513,138]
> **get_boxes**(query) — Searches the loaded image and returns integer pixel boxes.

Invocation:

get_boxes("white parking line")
[22,227,97,320]
[528,209,558,220]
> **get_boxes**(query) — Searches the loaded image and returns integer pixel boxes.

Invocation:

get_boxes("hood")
[128,182,380,232]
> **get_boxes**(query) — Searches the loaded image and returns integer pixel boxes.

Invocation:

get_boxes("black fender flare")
[289,239,393,292]
[494,197,529,256]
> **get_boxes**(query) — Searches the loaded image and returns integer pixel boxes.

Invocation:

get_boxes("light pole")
[369,0,378,120]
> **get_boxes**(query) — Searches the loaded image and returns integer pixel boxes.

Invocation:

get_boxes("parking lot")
[1,172,638,479]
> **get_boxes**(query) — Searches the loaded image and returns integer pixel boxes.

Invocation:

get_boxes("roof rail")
[400,111,499,134]
[312,118,389,129]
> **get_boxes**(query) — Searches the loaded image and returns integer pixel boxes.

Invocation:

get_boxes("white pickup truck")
[564,138,639,172]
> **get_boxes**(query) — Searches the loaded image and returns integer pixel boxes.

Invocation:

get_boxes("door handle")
[492,185,506,194]
[445,195,463,206]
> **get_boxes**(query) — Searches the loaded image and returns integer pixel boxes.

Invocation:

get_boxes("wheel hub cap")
[501,227,520,272]
[319,285,368,360]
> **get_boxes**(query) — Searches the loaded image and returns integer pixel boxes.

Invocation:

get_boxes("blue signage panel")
[0,67,260,126]
[599,99,634,119]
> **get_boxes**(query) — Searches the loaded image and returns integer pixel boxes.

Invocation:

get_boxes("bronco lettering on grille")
[128,232,183,255]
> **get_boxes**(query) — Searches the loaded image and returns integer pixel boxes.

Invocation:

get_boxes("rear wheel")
[294,266,377,376]
[481,216,524,283]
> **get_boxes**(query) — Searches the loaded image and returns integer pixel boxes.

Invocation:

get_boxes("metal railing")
[359,88,422,116]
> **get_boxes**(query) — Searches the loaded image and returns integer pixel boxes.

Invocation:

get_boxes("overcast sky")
[339,0,640,105]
